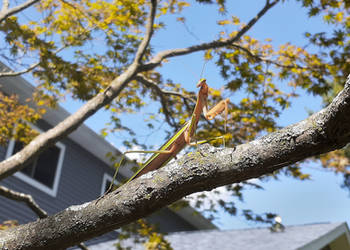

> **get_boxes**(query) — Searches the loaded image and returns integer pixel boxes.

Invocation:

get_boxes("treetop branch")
[133,0,157,65]
[140,0,280,71]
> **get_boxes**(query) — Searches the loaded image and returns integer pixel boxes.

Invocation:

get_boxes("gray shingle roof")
[89,222,350,250]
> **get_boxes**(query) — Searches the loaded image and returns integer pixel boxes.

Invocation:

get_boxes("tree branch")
[0,47,66,78]
[140,0,280,71]
[230,43,308,70]
[0,185,47,218]
[133,0,157,65]
[1,75,350,249]
[0,45,67,77]
[0,61,40,78]
[0,0,40,23]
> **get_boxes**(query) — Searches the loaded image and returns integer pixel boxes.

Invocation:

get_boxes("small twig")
[0,185,47,218]
[230,43,308,70]
[136,74,176,127]
[0,46,66,78]
[135,74,196,102]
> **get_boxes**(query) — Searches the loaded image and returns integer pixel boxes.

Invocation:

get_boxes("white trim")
[5,126,65,197]
[101,173,119,195]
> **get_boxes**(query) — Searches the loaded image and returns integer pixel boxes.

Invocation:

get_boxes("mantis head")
[196,78,207,87]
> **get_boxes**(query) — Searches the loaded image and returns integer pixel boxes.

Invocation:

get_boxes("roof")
[0,61,216,231]
[88,222,350,250]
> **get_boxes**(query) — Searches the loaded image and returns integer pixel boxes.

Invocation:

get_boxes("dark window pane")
[13,141,61,188]
[13,141,24,154]
[33,146,60,188]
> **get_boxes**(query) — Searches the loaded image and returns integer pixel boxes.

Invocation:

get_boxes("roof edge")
[298,222,350,250]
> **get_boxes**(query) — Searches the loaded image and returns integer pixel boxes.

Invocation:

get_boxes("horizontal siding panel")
[0,145,7,161]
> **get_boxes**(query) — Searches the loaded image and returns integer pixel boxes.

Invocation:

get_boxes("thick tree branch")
[0,0,40,22]
[0,0,157,181]
[1,75,350,249]
[140,0,280,71]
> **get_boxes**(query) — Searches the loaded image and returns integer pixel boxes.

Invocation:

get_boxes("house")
[89,222,350,250]
[0,62,216,245]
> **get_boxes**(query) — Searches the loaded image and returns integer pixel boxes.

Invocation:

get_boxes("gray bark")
[0,76,349,250]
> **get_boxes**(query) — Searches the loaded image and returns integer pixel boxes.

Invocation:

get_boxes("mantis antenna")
[199,59,208,80]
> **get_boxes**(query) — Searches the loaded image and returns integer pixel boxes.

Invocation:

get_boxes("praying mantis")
[104,78,229,194]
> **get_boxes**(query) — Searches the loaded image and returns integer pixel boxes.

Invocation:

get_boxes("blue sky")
[59,0,350,230]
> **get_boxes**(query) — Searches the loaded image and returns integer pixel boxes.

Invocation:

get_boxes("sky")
[58,0,350,230]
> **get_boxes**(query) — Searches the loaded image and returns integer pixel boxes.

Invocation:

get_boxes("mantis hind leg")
[102,149,174,197]
[189,135,227,148]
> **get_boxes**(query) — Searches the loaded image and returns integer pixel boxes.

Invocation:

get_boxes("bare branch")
[0,185,47,218]
[0,0,40,23]
[135,74,197,128]
[0,62,40,78]
[133,0,157,65]
[1,74,350,249]
[230,43,308,70]
[136,74,177,127]
[141,0,280,71]
[0,46,66,78]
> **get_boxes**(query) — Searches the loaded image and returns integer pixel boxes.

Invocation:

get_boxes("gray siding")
[0,120,118,243]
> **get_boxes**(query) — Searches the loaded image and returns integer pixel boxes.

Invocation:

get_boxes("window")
[101,173,119,195]
[6,131,65,197]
